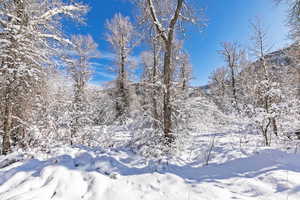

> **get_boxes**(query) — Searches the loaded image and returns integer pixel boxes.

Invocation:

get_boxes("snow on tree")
[275,0,300,101]
[208,66,229,108]
[132,0,203,144]
[218,42,245,111]
[247,18,282,145]
[63,34,100,144]
[177,50,192,93]
[140,41,163,127]
[0,0,88,154]
[105,13,139,122]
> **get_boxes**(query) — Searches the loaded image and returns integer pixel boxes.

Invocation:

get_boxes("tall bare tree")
[275,0,300,39]
[140,37,163,125]
[250,18,280,145]
[105,13,138,120]
[0,0,88,154]
[133,0,201,143]
[63,34,99,144]
[178,51,192,93]
[209,66,228,106]
[276,0,300,99]
[218,42,244,110]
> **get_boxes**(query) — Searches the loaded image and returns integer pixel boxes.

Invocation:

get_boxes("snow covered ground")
[1,129,300,200]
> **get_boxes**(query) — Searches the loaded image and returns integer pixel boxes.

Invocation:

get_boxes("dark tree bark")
[146,0,184,143]
[2,91,13,155]
[115,42,129,119]
[151,40,159,125]
[2,0,25,154]
[219,42,242,110]
[230,64,238,106]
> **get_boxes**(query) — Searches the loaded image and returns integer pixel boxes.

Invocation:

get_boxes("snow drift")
[1,145,300,200]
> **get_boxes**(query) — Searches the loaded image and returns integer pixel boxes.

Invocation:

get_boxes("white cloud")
[100,51,115,60]
[93,71,115,79]
[99,51,141,65]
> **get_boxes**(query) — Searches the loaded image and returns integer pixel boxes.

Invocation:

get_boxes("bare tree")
[171,40,192,94]
[0,0,88,154]
[180,51,192,92]
[140,37,163,125]
[105,13,138,120]
[63,34,99,144]
[133,0,201,143]
[276,0,300,99]
[209,66,228,106]
[218,42,245,111]
[250,18,280,145]
[275,0,300,40]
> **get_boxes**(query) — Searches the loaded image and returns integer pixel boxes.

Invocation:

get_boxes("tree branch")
[146,0,168,43]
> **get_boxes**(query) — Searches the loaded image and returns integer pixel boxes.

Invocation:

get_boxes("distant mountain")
[199,43,300,95]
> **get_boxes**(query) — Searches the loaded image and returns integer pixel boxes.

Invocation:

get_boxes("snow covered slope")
[1,143,300,200]
[1,96,299,200]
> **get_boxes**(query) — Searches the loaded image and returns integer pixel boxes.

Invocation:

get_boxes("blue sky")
[68,0,291,86]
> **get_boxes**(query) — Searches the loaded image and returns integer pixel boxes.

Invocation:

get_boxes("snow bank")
[1,145,300,200]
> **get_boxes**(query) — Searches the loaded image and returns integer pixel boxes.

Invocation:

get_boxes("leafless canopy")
[132,0,205,40]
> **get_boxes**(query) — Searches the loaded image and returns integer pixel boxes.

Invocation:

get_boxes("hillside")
[201,43,300,95]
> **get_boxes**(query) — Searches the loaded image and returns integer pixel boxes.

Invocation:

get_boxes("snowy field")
[1,0,299,199]
[1,129,300,200]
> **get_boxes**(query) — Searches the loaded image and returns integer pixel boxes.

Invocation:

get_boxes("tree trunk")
[116,45,128,120]
[182,78,187,92]
[71,85,84,145]
[152,45,159,126]
[2,92,13,155]
[146,0,184,143]
[297,68,300,100]
[230,66,238,109]
[272,118,278,136]
[262,118,272,146]
[163,41,173,143]
[181,63,187,92]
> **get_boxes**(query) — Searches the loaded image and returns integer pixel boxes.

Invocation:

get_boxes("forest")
[0,0,299,199]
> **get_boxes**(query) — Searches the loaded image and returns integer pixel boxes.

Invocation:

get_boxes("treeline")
[208,18,300,146]
[0,0,201,155]
[0,0,299,156]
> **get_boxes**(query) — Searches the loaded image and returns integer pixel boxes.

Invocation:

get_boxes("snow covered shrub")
[89,91,116,126]
[122,110,174,160]
[276,98,300,139]
[125,92,196,160]
[252,107,274,146]
[0,0,88,154]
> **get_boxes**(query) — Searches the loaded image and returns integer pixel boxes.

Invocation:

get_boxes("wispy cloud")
[93,71,115,79]
[100,51,115,60]
[90,51,142,82]
[99,51,141,65]
[128,55,141,66]
[90,62,106,67]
